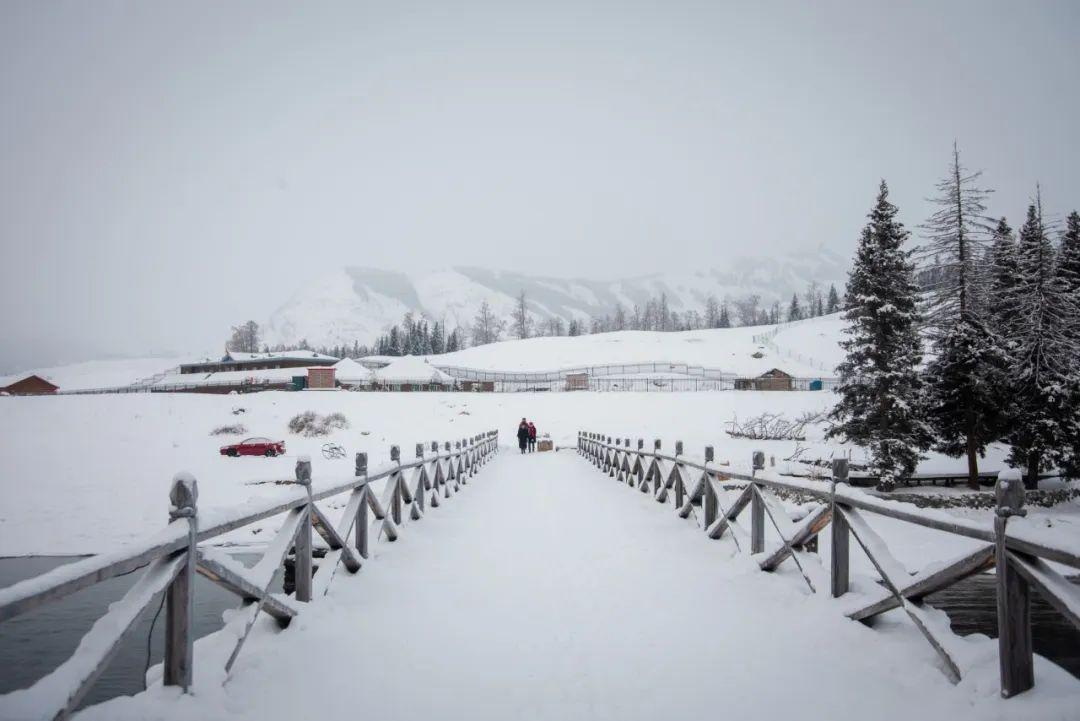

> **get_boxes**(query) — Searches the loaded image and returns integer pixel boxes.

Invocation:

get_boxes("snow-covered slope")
[431,323,832,378]
[262,249,849,348]
[0,356,190,392]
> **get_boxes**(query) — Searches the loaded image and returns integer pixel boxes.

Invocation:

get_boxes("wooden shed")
[755,368,793,391]
[307,366,337,390]
[565,373,589,391]
[1,375,59,395]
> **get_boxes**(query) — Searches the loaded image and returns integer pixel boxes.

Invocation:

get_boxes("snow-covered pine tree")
[718,302,731,328]
[430,321,445,355]
[827,181,931,490]
[787,293,802,322]
[826,284,841,314]
[1003,194,1080,487]
[923,314,1011,488]
[1058,211,1080,354]
[987,217,1020,329]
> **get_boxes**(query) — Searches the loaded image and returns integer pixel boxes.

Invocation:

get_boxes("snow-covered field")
[0,389,1071,563]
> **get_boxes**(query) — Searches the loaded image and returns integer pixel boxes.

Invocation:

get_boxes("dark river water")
[0,553,280,711]
[0,558,1076,712]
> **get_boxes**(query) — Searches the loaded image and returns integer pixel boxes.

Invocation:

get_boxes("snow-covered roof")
[223,350,338,363]
[371,356,454,384]
[333,358,373,382]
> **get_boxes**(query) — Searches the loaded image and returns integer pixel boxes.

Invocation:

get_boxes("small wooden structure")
[565,373,589,391]
[307,366,336,390]
[0,374,59,395]
[735,368,793,391]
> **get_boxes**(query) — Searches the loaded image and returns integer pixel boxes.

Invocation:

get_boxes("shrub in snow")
[288,411,350,437]
[210,424,247,436]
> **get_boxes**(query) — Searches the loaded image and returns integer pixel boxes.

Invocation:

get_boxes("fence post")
[703,446,717,528]
[674,440,685,508]
[355,453,369,558]
[164,474,198,691]
[830,458,849,597]
[750,451,765,554]
[390,445,402,526]
[994,474,1033,697]
[293,457,313,603]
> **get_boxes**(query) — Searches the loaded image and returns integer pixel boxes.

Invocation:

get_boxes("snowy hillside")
[431,321,838,378]
[263,249,848,348]
[0,356,190,392]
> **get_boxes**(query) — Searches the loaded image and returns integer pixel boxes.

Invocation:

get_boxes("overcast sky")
[1,1,1077,370]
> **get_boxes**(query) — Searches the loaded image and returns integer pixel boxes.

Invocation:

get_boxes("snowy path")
[80,450,1075,721]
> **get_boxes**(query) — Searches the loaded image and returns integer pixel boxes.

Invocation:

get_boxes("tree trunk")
[1025,450,1040,490]
[965,409,979,491]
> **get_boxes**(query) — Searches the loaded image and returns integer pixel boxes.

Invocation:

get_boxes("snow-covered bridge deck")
[64,450,1079,720]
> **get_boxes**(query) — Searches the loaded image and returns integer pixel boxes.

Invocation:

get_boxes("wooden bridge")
[1,431,1078,721]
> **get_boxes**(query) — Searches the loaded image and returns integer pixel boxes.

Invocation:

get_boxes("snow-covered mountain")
[263,248,848,348]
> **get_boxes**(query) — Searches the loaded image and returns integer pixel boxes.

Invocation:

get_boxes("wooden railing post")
[750,451,765,554]
[830,458,849,597]
[995,474,1033,697]
[293,457,313,603]
[164,473,198,691]
[355,452,369,559]
[703,446,718,528]
[390,445,403,525]
[674,440,685,508]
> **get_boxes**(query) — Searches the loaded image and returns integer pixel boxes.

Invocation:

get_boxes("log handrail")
[0,430,500,721]
[576,430,1080,700]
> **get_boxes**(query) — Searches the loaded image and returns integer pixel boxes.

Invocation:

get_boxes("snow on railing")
[0,431,500,719]
[576,432,1080,699]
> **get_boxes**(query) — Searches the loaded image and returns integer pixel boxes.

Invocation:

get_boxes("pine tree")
[787,293,802,322]
[430,321,446,355]
[987,218,1020,328]
[1004,195,1080,487]
[1059,211,1080,346]
[923,315,1011,488]
[827,181,931,490]
[826,284,840,314]
[445,328,462,353]
[568,319,581,337]
[718,302,731,328]
[387,326,403,356]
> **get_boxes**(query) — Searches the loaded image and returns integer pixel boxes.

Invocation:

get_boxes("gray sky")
[2,0,1078,370]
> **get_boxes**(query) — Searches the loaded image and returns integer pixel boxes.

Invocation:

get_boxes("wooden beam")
[759,505,832,572]
[196,552,298,623]
[996,516,1033,697]
[310,504,362,573]
[847,544,995,622]
[841,507,962,684]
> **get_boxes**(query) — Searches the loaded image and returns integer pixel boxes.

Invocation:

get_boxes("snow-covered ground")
[25,451,1077,721]
[1,390,1072,565]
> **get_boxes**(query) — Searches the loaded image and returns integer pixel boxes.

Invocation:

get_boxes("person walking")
[527,421,537,452]
[517,418,530,454]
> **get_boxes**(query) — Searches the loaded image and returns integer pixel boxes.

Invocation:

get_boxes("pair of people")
[516,418,538,454]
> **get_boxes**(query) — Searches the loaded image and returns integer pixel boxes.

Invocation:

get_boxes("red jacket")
[527,424,537,439]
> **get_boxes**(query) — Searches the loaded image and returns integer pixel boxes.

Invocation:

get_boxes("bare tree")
[732,294,761,327]
[471,300,505,346]
[227,320,260,353]
[509,290,533,339]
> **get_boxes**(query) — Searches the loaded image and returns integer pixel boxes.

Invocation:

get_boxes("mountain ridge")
[263,248,849,348]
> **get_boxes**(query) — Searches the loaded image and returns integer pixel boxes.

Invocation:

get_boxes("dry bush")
[288,411,350,437]
[210,424,247,436]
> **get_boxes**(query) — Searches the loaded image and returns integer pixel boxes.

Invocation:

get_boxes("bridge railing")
[0,431,499,720]
[576,431,1080,699]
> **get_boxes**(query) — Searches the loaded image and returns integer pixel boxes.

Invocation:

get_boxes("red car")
[220,437,285,457]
